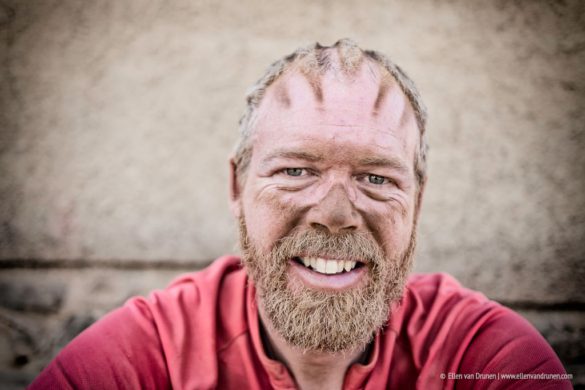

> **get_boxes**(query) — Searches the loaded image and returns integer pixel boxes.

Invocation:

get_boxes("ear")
[229,157,243,218]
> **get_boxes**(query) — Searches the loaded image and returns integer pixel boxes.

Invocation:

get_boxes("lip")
[296,253,368,265]
[287,258,368,292]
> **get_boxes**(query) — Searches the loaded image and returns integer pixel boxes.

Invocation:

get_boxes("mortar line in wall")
[0,258,214,270]
[1,259,583,311]
[496,300,585,312]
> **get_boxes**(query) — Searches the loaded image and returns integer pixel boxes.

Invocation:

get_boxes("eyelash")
[281,168,309,177]
[366,174,389,185]
[280,168,392,186]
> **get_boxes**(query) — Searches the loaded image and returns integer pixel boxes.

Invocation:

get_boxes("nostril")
[310,222,357,234]
[310,222,328,232]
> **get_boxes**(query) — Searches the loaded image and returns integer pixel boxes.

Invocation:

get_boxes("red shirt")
[30,256,571,389]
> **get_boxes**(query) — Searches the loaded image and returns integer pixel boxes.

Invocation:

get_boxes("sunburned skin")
[257,61,412,135]
[238,65,419,265]
[230,51,421,390]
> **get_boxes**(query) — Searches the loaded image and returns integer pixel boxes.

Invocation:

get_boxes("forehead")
[252,60,419,158]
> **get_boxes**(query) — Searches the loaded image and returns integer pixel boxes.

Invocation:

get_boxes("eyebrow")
[357,156,411,175]
[260,149,324,166]
[261,149,410,175]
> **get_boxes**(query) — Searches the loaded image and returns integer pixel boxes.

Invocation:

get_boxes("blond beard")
[239,218,416,353]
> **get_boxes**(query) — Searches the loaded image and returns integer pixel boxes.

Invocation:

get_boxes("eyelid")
[370,174,389,184]
[278,167,311,177]
[357,173,394,186]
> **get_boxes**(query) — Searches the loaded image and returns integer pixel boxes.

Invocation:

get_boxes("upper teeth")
[300,257,357,274]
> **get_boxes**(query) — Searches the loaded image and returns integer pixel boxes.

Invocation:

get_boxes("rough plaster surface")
[0,0,584,387]
[1,0,584,302]
[0,267,191,387]
[0,1,585,302]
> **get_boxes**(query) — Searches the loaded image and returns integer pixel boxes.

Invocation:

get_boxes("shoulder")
[143,255,248,332]
[128,255,249,385]
[399,272,552,351]
[393,272,502,361]
[399,272,499,333]
[405,272,488,304]
[29,255,247,390]
[392,273,570,389]
[146,255,245,312]
[142,255,249,350]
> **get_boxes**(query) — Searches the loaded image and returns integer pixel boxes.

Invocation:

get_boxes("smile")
[293,256,364,275]
[288,257,367,291]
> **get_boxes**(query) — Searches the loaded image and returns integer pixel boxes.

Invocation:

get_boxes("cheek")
[359,201,415,255]
[380,225,413,257]
[242,188,307,251]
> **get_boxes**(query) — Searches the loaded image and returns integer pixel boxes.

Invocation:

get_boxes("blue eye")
[368,174,386,185]
[285,168,304,177]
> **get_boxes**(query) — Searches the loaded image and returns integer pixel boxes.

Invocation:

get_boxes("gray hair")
[233,39,428,188]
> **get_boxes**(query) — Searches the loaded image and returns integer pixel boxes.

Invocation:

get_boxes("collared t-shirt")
[30,256,571,389]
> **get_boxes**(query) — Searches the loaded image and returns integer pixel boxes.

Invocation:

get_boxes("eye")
[284,168,305,177]
[368,174,387,185]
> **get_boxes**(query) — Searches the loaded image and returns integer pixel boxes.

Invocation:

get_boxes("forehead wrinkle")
[260,148,324,167]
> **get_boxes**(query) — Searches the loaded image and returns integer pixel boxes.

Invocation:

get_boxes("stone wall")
[0,0,584,388]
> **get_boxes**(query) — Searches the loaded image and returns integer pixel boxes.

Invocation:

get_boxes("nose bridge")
[309,176,360,233]
[321,181,353,210]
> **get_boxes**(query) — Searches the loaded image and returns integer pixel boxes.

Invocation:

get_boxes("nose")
[306,183,361,234]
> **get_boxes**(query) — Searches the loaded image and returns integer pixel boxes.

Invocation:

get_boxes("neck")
[258,304,370,390]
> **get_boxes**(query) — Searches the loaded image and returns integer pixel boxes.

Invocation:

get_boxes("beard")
[239,217,416,353]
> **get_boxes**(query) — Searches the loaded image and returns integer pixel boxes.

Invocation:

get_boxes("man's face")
[232,61,421,352]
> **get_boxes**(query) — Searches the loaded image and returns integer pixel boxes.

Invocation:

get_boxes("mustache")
[271,228,386,266]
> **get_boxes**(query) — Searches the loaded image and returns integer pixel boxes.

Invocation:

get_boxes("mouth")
[292,256,365,274]
[288,256,368,291]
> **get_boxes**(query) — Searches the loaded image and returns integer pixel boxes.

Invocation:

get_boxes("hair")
[233,38,429,188]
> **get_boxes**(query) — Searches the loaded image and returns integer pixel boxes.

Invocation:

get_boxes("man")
[31,39,570,389]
